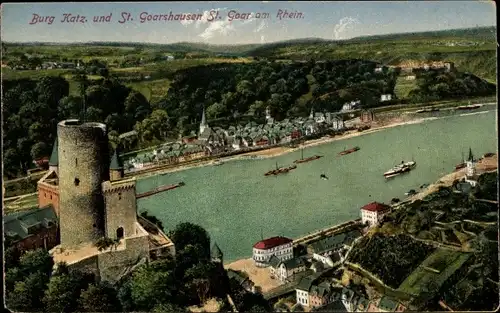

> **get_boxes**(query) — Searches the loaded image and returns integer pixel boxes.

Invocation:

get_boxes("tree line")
[5,221,271,312]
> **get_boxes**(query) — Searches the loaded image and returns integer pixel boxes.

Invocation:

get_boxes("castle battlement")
[102,178,136,194]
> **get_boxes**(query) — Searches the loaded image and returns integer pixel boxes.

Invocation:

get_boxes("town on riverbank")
[224,153,498,312]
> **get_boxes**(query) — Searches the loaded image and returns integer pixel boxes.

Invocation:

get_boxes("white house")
[405,75,416,81]
[296,276,316,307]
[314,113,326,124]
[332,115,345,131]
[341,100,361,112]
[360,202,391,227]
[380,94,392,102]
[252,236,293,267]
[374,67,383,73]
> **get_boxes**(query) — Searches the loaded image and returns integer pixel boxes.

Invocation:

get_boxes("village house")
[464,147,479,187]
[4,205,59,254]
[341,287,371,312]
[307,230,362,266]
[227,269,256,293]
[366,296,407,312]
[405,75,416,80]
[332,115,346,131]
[380,94,392,102]
[360,109,375,123]
[360,202,391,227]
[269,255,308,282]
[252,236,293,267]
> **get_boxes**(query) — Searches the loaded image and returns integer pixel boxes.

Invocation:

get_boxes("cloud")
[199,19,235,40]
[254,20,267,33]
[333,17,360,40]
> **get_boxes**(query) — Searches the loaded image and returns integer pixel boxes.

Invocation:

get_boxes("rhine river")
[137,106,497,262]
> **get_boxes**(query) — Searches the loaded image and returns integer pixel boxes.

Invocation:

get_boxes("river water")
[137,105,497,262]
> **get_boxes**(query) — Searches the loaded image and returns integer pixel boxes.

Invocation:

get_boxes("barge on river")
[338,146,360,156]
[455,104,482,111]
[294,148,323,164]
[264,162,297,176]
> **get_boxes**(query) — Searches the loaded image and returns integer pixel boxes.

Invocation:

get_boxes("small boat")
[405,189,417,196]
[320,174,329,180]
[420,183,429,189]
[294,148,323,164]
[384,160,416,178]
[264,162,297,176]
[338,146,360,156]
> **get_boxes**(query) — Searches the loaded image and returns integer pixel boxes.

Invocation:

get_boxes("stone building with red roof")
[252,236,293,267]
[360,202,391,227]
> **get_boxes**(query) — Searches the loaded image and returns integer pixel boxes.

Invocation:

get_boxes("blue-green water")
[137,107,497,262]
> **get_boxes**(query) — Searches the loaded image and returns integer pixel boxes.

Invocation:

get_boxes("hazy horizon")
[1,1,496,45]
[2,25,496,46]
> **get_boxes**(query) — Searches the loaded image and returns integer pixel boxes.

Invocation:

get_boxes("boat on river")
[264,162,297,176]
[384,160,416,178]
[294,148,323,164]
[338,146,360,156]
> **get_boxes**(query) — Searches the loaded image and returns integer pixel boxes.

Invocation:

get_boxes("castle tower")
[109,149,124,182]
[48,138,58,174]
[211,242,223,264]
[57,119,110,248]
[102,178,137,240]
[466,147,476,177]
[199,106,208,135]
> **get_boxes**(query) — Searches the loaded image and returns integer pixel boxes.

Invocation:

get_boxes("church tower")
[309,107,314,119]
[466,147,476,177]
[211,242,223,264]
[199,106,208,135]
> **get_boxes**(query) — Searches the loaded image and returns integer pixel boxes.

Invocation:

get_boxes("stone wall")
[57,119,109,247]
[97,222,150,283]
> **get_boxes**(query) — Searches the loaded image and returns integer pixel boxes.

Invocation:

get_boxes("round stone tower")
[57,119,110,248]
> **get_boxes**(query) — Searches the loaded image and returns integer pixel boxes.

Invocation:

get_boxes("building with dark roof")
[252,236,294,267]
[4,205,59,254]
[270,256,308,282]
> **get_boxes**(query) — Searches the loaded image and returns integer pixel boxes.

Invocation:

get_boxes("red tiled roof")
[361,202,390,212]
[253,236,293,250]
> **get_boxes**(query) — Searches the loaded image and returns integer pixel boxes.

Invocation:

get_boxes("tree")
[169,222,211,258]
[30,141,48,160]
[7,271,49,311]
[79,282,122,312]
[19,248,54,277]
[129,265,175,310]
[152,302,186,313]
[46,270,95,312]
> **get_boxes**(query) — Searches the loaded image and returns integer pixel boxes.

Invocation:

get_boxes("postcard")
[1,1,498,312]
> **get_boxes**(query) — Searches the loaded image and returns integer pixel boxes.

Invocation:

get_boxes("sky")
[1,1,497,45]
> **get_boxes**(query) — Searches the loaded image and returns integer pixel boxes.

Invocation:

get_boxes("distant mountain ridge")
[2,26,494,54]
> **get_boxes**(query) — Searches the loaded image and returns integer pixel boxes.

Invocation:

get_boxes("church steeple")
[199,106,208,135]
[467,147,474,162]
[309,107,314,119]
[211,242,223,264]
[49,138,58,174]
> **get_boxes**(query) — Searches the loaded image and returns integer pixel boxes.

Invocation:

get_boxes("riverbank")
[134,114,426,178]
[224,154,497,293]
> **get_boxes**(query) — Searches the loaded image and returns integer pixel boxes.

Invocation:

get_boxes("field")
[397,248,472,297]
[4,193,39,214]
[394,76,418,99]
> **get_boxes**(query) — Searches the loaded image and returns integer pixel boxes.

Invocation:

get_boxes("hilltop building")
[37,119,174,283]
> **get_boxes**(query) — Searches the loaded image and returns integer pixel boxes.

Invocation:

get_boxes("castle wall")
[103,183,137,240]
[97,223,150,283]
[66,254,100,279]
[57,119,110,247]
